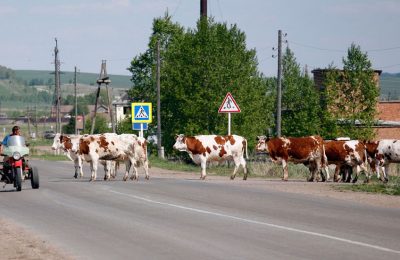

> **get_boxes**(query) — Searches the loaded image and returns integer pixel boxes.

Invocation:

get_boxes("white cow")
[365,139,400,182]
[173,134,248,180]
[77,133,149,181]
[52,133,118,180]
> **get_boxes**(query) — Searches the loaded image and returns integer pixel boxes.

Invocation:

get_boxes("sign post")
[218,92,241,135]
[131,103,152,138]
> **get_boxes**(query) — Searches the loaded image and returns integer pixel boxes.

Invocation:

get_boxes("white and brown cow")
[77,133,149,181]
[365,139,400,182]
[51,133,118,180]
[173,134,248,180]
[256,135,327,182]
[118,134,149,181]
[324,140,368,183]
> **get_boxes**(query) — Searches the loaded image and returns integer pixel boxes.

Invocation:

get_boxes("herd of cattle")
[52,133,400,183]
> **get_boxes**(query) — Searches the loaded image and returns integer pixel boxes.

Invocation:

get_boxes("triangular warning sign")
[135,106,149,119]
[218,92,241,113]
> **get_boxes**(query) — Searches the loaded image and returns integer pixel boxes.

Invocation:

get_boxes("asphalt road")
[0,160,399,260]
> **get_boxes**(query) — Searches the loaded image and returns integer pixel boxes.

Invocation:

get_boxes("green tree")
[160,18,273,153]
[281,47,320,137]
[83,116,109,134]
[323,44,378,139]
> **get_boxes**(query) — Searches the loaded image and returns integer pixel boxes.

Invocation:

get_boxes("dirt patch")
[0,218,73,260]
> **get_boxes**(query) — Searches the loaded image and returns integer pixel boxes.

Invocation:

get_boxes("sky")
[1,0,400,77]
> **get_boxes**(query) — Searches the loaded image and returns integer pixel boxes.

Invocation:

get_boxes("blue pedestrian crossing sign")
[132,103,152,123]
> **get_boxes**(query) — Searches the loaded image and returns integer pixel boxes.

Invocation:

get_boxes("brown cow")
[256,135,327,181]
[324,140,368,183]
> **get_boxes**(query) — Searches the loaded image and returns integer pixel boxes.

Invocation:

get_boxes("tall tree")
[161,18,273,153]
[323,43,378,139]
[281,47,320,137]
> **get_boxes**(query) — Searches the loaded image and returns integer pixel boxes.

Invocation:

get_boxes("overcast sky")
[1,0,399,77]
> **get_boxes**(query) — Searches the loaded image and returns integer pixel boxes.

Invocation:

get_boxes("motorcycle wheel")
[30,166,40,189]
[14,168,22,192]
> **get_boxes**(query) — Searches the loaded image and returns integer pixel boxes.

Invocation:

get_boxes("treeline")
[124,15,378,155]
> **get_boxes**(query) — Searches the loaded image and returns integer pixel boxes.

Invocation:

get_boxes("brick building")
[311,69,400,140]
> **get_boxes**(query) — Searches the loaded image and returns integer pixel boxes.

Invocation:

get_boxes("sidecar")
[0,136,39,191]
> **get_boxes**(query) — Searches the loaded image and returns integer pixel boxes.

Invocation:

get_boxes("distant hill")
[14,70,132,89]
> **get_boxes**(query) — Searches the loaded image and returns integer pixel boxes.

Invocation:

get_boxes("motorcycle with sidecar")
[0,135,39,191]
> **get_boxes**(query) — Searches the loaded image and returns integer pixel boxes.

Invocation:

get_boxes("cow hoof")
[230,176,235,180]
[74,174,78,179]
[282,178,288,182]
[384,178,389,183]
[243,176,247,181]
[307,178,314,182]
[123,177,128,181]
[145,176,149,180]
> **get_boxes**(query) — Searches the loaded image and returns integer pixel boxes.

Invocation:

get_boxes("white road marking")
[109,189,400,255]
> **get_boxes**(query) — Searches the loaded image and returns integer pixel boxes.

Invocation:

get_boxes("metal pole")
[74,66,78,135]
[156,40,163,158]
[228,113,231,136]
[276,30,282,137]
[200,0,207,18]
[106,85,115,133]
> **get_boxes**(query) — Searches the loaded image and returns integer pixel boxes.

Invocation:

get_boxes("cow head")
[173,134,187,152]
[256,135,269,154]
[51,133,62,150]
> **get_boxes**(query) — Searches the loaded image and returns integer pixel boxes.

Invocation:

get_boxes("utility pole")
[26,106,32,138]
[74,66,78,135]
[54,38,61,134]
[156,40,164,159]
[200,0,207,18]
[276,30,283,137]
[91,60,111,134]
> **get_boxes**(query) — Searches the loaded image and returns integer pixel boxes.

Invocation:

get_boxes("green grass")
[30,153,69,161]
[333,176,400,196]
[149,156,310,179]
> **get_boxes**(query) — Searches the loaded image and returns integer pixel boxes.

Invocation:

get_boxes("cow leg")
[103,161,110,181]
[382,165,389,183]
[351,166,358,183]
[282,160,289,181]
[123,160,131,181]
[230,158,241,180]
[143,160,150,180]
[333,165,341,182]
[241,157,248,180]
[200,160,207,180]
[90,160,98,181]
[375,159,381,180]
[322,164,330,181]
[73,157,80,179]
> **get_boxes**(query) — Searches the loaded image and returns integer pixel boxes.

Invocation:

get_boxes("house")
[375,101,400,139]
[50,105,74,119]
[311,69,400,139]
[112,91,131,123]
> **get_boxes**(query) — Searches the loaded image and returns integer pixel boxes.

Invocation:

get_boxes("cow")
[51,133,118,180]
[77,133,149,181]
[364,139,400,183]
[118,134,149,181]
[173,134,248,180]
[323,140,368,183]
[256,135,327,182]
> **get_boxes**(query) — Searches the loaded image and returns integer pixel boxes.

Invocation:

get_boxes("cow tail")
[321,142,327,167]
[245,139,249,160]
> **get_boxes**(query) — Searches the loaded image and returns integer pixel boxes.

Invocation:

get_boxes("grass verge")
[333,176,400,196]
